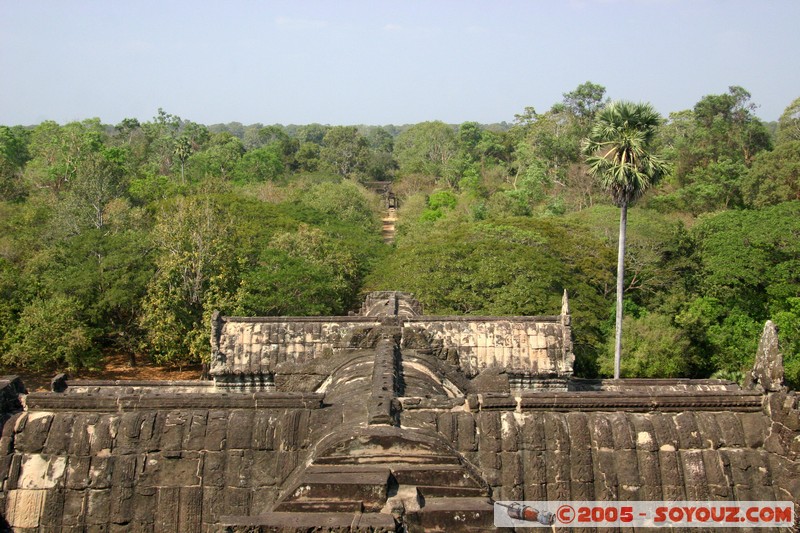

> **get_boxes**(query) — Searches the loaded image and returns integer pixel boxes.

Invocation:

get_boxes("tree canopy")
[1,86,798,390]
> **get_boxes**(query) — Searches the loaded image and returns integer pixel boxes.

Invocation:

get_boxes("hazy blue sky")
[1,0,798,126]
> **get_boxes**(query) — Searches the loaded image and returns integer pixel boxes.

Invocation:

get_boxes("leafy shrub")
[3,296,97,370]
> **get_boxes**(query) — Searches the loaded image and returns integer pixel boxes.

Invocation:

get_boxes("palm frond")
[582,101,669,206]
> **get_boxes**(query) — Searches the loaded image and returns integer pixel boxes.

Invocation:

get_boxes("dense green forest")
[1,83,799,388]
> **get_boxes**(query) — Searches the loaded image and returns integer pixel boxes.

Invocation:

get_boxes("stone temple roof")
[0,293,798,532]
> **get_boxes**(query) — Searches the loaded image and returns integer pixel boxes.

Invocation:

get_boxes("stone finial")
[210,311,223,352]
[561,289,570,326]
[744,320,786,392]
[51,373,68,393]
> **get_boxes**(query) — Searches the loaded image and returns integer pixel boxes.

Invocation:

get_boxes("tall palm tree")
[583,101,669,379]
[174,136,192,185]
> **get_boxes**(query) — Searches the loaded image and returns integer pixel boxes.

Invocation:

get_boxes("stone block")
[18,454,67,489]
[251,411,277,450]
[493,483,521,501]
[6,453,21,489]
[436,412,458,445]
[39,487,65,528]
[699,450,727,489]
[226,410,254,450]
[499,412,519,452]
[523,482,547,501]
[546,480,571,501]
[111,454,138,488]
[674,412,702,449]
[133,486,157,525]
[86,488,111,525]
[608,412,634,450]
[569,446,594,483]
[543,412,570,452]
[204,411,228,451]
[250,450,279,487]
[544,450,570,484]
[636,451,661,500]
[136,453,165,488]
[500,451,522,489]
[61,489,86,527]
[521,450,546,485]
[592,449,618,500]
[43,414,74,455]
[738,412,769,448]
[249,486,279,515]
[0,435,12,456]
[201,451,225,487]
[478,412,501,452]
[277,450,299,483]
[732,484,758,501]
[767,454,800,502]
[223,486,250,516]
[2,412,24,438]
[183,411,209,451]
[745,320,785,392]
[694,411,723,449]
[65,457,90,492]
[400,410,438,433]
[764,422,791,455]
[744,449,772,488]
[478,450,500,486]
[679,450,709,500]
[201,486,224,526]
[566,412,591,450]
[456,413,477,452]
[224,449,253,489]
[114,414,142,456]
[154,487,180,533]
[588,413,614,449]
[707,483,732,499]
[661,484,685,502]
[5,489,46,528]
[158,455,201,487]
[0,454,12,485]
[160,412,186,453]
[88,455,114,489]
[14,413,53,453]
[277,410,307,450]
[179,487,203,532]
[110,484,135,525]
[649,414,679,450]
[629,415,658,452]
[518,413,545,451]
[714,411,745,448]
[613,449,641,500]
[89,415,118,456]
[139,412,161,453]
[571,480,594,501]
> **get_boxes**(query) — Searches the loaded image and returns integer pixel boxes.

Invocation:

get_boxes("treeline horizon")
[1,82,798,388]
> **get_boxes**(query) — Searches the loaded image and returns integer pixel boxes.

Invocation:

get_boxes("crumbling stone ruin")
[1,291,798,531]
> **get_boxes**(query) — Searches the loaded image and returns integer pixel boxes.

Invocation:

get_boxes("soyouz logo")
[494,501,795,528]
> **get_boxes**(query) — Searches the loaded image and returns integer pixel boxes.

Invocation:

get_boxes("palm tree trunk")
[614,201,627,379]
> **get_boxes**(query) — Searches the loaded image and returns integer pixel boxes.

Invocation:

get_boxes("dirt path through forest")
[382,207,397,243]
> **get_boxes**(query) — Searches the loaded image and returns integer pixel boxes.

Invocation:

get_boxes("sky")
[1,0,798,127]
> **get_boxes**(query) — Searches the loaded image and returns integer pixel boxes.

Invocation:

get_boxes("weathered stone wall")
[210,316,382,376]
[210,291,575,381]
[399,401,800,505]
[0,402,318,531]
[405,317,572,378]
[211,317,573,380]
